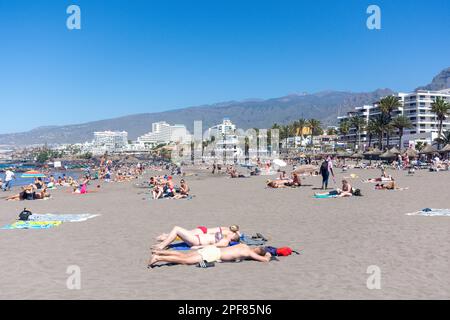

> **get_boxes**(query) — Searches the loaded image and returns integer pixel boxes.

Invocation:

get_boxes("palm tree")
[431,97,450,148]
[379,95,402,148]
[435,130,450,146]
[338,119,351,143]
[391,115,413,150]
[296,118,308,145]
[307,119,322,147]
[349,116,366,151]
[327,127,337,135]
[372,114,390,150]
[366,119,378,148]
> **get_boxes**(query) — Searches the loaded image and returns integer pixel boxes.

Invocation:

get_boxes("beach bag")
[19,208,32,221]
[276,247,293,256]
[353,189,362,196]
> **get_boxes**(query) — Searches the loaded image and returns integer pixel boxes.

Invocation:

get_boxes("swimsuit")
[197,226,208,234]
[197,246,221,263]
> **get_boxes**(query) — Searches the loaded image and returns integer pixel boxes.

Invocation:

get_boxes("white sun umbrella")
[273,159,287,167]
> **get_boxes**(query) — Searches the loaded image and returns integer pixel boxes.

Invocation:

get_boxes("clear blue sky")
[0,0,449,134]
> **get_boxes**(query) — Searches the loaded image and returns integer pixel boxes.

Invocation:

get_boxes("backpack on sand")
[19,208,33,221]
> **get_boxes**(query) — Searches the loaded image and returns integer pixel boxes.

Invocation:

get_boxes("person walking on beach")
[3,168,16,191]
[320,157,334,190]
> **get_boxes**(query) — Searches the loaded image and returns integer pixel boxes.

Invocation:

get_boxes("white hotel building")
[91,131,129,154]
[137,121,191,148]
[338,89,450,149]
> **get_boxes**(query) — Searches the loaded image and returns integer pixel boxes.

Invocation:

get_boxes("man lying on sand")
[375,179,408,191]
[152,226,240,250]
[6,185,51,201]
[362,176,393,183]
[156,225,239,242]
[148,244,271,267]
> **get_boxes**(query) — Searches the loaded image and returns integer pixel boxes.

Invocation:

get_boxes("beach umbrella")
[273,159,287,167]
[419,144,438,154]
[293,164,317,174]
[21,170,46,178]
[440,144,450,153]
[379,150,396,159]
[389,147,401,155]
[404,148,419,158]
[350,151,363,159]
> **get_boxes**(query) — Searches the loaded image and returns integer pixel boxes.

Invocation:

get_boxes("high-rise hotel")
[338,88,450,148]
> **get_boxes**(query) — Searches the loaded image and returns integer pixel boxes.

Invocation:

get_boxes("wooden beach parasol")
[419,144,438,154]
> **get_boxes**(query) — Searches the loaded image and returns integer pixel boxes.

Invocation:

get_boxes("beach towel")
[169,241,240,251]
[28,213,99,222]
[314,194,338,199]
[406,208,450,217]
[2,221,62,230]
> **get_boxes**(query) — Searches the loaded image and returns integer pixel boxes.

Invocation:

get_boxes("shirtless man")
[148,244,271,267]
[152,226,240,250]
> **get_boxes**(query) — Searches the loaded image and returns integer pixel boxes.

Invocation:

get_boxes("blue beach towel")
[169,241,240,251]
[314,194,338,199]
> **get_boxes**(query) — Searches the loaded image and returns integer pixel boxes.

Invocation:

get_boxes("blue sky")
[0,0,449,134]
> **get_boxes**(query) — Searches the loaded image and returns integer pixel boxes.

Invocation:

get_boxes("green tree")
[338,119,351,143]
[349,116,366,151]
[366,118,378,148]
[307,119,322,146]
[431,96,450,148]
[391,115,413,150]
[379,95,402,147]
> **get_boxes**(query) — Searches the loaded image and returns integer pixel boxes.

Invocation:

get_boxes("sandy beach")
[0,167,449,300]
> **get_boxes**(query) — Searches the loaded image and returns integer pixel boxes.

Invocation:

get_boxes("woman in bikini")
[152,225,240,250]
[155,225,239,242]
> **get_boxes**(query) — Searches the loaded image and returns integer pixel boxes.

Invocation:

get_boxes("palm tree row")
[340,95,450,151]
[271,118,324,148]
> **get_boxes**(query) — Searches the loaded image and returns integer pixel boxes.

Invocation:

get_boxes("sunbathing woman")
[152,226,241,250]
[363,175,393,183]
[155,225,239,242]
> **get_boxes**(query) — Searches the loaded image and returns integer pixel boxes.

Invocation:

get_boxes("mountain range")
[1,67,449,146]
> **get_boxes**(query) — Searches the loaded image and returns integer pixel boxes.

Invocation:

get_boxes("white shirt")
[5,170,15,182]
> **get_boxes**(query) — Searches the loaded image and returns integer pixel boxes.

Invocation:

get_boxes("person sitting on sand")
[152,180,164,199]
[148,243,271,267]
[173,179,190,199]
[34,178,44,190]
[284,172,301,187]
[315,179,354,198]
[152,226,241,250]
[155,225,239,242]
[34,187,51,200]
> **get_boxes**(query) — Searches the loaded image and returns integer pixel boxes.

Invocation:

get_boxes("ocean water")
[0,166,81,188]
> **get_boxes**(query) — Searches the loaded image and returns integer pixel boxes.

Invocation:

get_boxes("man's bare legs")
[148,250,202,267]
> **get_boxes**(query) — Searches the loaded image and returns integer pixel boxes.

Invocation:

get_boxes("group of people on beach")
[149,175,190,200]
[148,225,273,267]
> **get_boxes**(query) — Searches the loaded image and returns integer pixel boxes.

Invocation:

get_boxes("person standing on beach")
[320,157,334,190]
[3,168,15,191]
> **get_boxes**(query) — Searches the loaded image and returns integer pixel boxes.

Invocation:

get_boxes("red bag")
[276,247,293,256]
